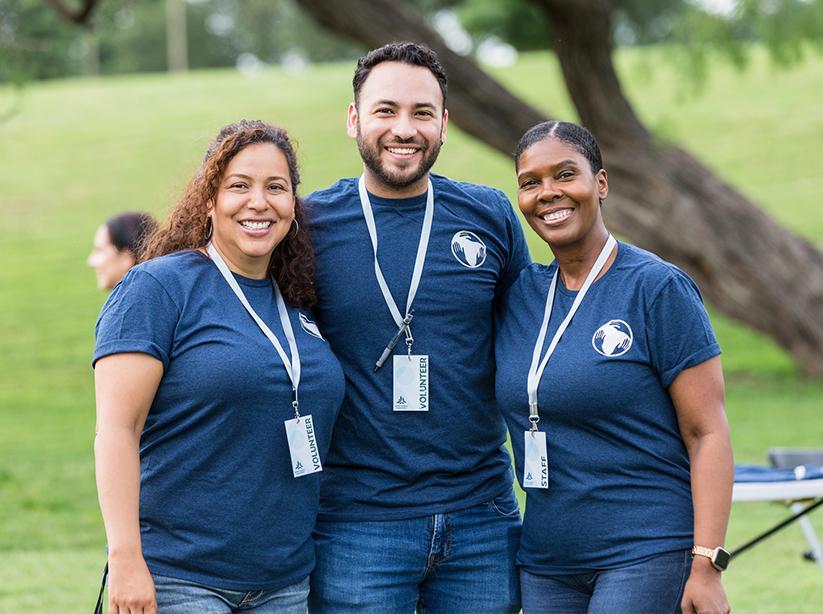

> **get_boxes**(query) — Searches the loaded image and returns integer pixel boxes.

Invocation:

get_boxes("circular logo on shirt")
[451,231,487,268]
[299,313,324,340]
[592,319,633,357]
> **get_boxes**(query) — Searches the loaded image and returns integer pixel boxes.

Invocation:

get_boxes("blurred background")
[1,0,822,610]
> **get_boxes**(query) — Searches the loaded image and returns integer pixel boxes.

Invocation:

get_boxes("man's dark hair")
[353,42,448,108]
[515,121,604,174]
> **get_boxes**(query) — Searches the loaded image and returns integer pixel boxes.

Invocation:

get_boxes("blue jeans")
[308,491,522,613]
[152,574,309,613]
[520,549,691,614]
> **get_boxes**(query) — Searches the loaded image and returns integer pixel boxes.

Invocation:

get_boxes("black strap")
[93,562,108,614]
[730,498,823,559]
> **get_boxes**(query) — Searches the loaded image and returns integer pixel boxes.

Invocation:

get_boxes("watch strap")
[691,545,730,571]
[691,545,716,559]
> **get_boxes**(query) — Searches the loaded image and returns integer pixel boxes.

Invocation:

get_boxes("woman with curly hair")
[92,120,345,612]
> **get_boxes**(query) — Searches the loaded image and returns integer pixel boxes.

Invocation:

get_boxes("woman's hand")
[108,551,157,613]
[680,557,730,614]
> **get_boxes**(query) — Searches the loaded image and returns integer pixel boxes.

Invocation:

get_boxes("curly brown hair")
[143,119,316,307]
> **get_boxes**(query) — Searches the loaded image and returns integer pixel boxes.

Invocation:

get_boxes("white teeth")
[387,147,418,155]
[240,220,271,230]
[542,209,573,222]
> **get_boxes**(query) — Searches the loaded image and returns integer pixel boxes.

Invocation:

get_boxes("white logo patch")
[592,319,633,357]
[451,231,487,268]
[299,313,324,340]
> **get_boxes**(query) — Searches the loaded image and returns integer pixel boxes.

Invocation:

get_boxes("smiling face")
[87,224,136,290]
[516,137,609,253]
[209,142,295,279]
[347,61,448,198]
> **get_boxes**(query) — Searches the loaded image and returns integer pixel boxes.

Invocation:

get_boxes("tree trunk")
[47,0,98,25]
[535,0,823,375]
[166,0,188,72]
[296,0,823,376]
[296,0,544,154]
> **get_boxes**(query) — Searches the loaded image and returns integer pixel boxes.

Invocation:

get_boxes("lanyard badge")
[207,243,322,478]
[523,235,616,489]
[358,175,433,412]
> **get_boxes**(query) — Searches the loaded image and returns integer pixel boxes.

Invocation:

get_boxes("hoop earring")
[205,217,213,242]
[287,218,299,239]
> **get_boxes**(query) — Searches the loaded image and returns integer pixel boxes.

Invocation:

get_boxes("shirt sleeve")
[93,268,180,370]
[646,272,721,387]
[495,189,532,297]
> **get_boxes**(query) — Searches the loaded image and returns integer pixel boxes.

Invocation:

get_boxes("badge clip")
[374,310,414,371]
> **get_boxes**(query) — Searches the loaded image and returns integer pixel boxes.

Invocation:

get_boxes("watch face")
[713,548,731,570]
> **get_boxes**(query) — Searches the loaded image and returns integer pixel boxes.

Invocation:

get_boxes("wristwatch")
[692,545,731,571]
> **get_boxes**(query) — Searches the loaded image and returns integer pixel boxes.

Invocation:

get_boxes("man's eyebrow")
[369,100,438,109]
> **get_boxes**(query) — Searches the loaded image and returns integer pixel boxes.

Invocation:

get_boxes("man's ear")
[346,102,359,139]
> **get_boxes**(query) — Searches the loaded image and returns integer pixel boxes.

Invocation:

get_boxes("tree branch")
[297,0,546,155]
[296,0,823,375]
[47,0,99,26]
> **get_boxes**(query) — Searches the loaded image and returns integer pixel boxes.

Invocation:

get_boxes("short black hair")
[515,121,603,173]
[106,211,158,259]
[353,42,448,107]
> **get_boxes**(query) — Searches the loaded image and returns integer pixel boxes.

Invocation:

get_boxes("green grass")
[1,47,822,611]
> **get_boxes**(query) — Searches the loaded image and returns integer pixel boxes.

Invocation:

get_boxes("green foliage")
[738,0,823,64]
[452,0,823,90]
[0,0,86,81]
[452,0,551,51]
[0,0,360,83]
[1,47,823,609]
[6,0,823,85]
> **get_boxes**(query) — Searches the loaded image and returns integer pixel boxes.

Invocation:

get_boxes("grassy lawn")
[1,47,822,611]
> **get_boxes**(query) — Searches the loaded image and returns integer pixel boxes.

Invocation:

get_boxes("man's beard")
[356,128,442,191]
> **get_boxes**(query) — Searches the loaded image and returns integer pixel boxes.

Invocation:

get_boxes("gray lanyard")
[207,242,302,418]
[358,174,434,365]
[526,235,616,430]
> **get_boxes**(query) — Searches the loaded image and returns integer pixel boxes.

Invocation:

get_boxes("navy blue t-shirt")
[308,174,531,520]
[93,250,345,591]
[495,242,721,573]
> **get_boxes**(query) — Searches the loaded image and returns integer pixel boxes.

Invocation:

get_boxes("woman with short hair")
[87,211,157,290]
[495,120,733,614]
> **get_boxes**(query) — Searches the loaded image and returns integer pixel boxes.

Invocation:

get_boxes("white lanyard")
[358,174,434,336]
[207,243,302,418]
[526,235,616,430]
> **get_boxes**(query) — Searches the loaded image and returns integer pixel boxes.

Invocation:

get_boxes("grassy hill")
[1,47,822,611]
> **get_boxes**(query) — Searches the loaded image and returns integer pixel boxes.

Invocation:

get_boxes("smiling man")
[306,42,530,613]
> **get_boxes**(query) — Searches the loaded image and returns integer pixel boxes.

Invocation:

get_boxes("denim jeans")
[152,573,309,613]
[520,549,691,614]
[308,490,522,613]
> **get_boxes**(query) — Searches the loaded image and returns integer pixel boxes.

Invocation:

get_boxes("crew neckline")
[365,189,428,208]
[193,249,273,287]
[552,241,624,297]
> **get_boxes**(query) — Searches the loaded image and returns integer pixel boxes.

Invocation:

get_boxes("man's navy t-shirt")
[308,174,531,520]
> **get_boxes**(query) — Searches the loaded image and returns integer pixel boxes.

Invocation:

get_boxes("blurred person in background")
[87,211,158,290]
[92,120,344,613]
